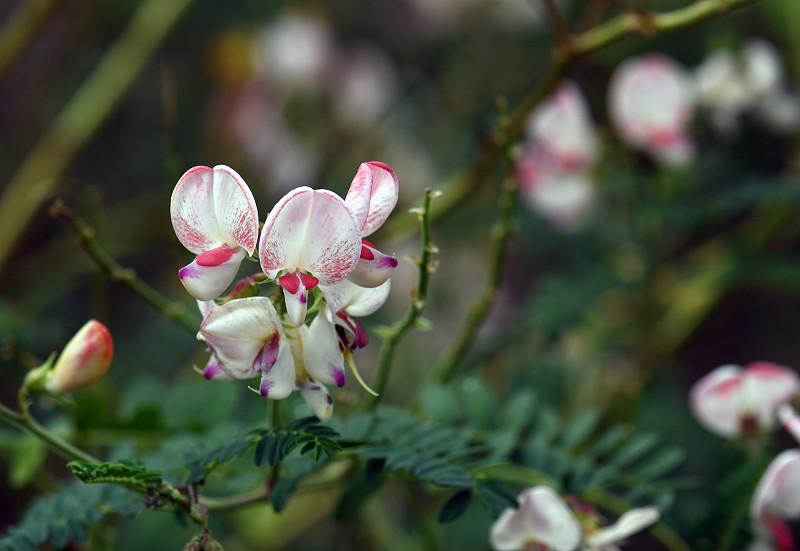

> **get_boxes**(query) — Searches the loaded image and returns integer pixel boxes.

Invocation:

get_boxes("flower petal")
[489,486,581,551]
[751,449,800,521]
[283,285,309,327]
[740,362,800,432]
[320,279,391,318]
[197,296,286,380]
[179,247,247,301]
[345,162,399,237]
[346,243,398,288]
[303,313,346,387]
[257,340,296,399]
[689,364,744,438]
[299,382,333,422]
[585,506,660,548]
[170,165,259,255]
[259,187,361,284]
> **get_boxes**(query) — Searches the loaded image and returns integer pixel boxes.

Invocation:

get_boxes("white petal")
[779,404,800,444]
[303,313,346,387]
[258,344,296,399]
[299,383,333,421]
[259,188,361,284]
[179,247,247,301]
[689,364,744,438]
[751,449,800,521]
[197,297,285,379]
[740,362,800,432]
[742,39,783,98]
[586,506,660,548]
[283,286,309,327]
[489,486,581,551]
[321,279,391,317]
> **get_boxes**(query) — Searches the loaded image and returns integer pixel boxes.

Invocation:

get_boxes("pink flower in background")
[608,54,696,167]
[527,81,599,172]
[489,486,659,551]
[750,448,800,551]
[171,166,259,301]
[689,362,800,438]
[517,81,598,230]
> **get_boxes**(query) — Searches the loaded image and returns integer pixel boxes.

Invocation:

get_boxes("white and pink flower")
[171,165,259,301]
[690,362,800,439]
[489,486,659,551]
[608,54,696,167]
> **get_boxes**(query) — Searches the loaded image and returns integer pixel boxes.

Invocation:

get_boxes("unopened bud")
[26,320,113,394]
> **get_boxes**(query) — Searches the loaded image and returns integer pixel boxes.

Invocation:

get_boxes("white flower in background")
[689,362,800,439]
[608,54,696,167]
[517,81,598,230]
[695,39,800,135]
[332,45,398,128]
[171,166,260,301]
[252,12,333,91]
[750,447,800,551]
[489,486,659,551]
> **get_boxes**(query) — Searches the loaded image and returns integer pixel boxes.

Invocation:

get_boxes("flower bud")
[31,320,113,394]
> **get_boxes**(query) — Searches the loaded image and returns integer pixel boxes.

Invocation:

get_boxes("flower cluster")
[170,162,399,421]
[489,485,659,551]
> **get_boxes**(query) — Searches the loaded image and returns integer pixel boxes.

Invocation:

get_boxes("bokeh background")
[2,0,800,549]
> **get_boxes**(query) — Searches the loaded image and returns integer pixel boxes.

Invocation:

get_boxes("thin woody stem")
[362,189,438,410]
[540,0,572,54]
[50,200,199,334]
[432,172,517,383]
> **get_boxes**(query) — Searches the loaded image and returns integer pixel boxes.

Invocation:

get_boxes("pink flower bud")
[45,320,113,394]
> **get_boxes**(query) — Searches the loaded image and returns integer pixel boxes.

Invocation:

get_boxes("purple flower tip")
[260,379,272,397]
[326,394,333,405]
[179,265,200,279]
[334,369,346,387]
[298,293,307,305]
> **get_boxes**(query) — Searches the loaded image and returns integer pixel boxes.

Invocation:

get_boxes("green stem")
[363,189,438,410]
[0,401,100,463]
[50,200,199,333]
[0,0,197,271]
[200,486,270,511]
[432,173,517,383]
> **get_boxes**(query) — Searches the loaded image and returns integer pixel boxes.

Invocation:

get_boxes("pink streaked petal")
[359,162,399,237]
[171,166,225,254]
[258,345,295,399]
[259,188,361,284]
[283,286,309,327]
[346,245,398,288]
[197,296,285,379]
[299,383,333,422]
[211,165,259,254]
[344,162,374,232]
[689,364,743,438]
[336,311,368,349]
[751,449,800,521]
[303,313,346,387]
[740,362,800,431]
[179,248,247,301]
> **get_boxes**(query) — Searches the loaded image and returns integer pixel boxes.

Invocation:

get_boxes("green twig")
[363,189,439,410]
[0,0,196,271]
[381,0,758,242]
[0,401,100,464]
[50,200,199,333]
[0,0,57,82]
[432,173,517,383]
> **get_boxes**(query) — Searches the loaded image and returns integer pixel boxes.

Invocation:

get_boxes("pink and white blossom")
[690,362,800,439]
[171,165,259,301]
[489,486,659,551]
[750,448,800,551]
[608,54,696,167]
